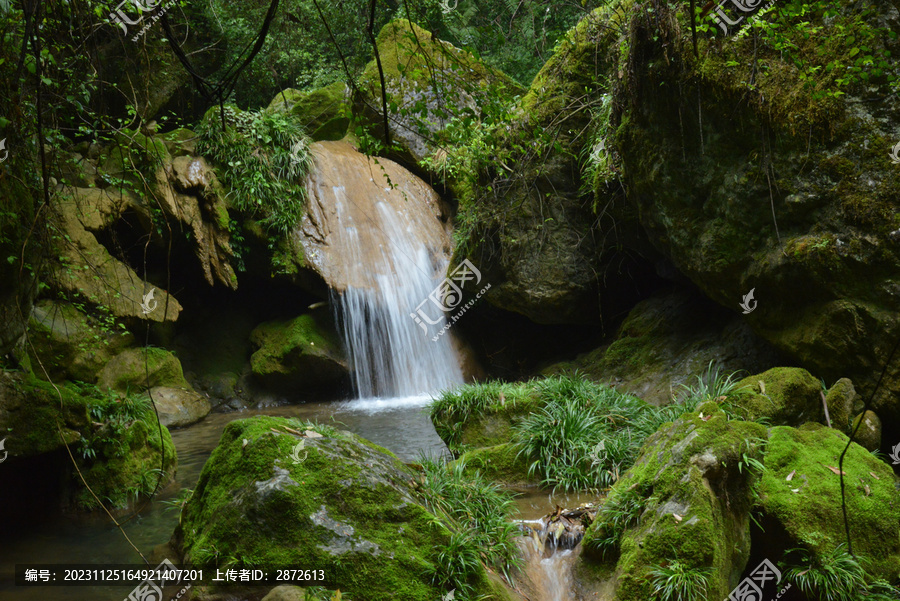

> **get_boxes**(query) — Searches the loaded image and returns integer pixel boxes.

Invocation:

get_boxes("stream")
[0,396,586,601]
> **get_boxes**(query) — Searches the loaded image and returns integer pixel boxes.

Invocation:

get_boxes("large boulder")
[606,0,900,419]
[172,416,511,601]
[143,386,210,428]
[727,367,825,426]
[0,371,176,510]
[543,289,783,405]
[267,82,351,141]
[758,423,900,579]
[249,313,348,393]
[355,20,522,164]
[26,300,134,383]
[99,347,190,393]
[580,406,768,600]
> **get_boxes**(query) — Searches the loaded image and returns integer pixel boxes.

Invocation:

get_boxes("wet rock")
[249,313,348,393]
[825,377,859,433]
[26,300,134,383]
[543,289,783,405]
[851,410,882,451]
[145,386,210,428]
[172,416,505,601]
[99,347,191,393]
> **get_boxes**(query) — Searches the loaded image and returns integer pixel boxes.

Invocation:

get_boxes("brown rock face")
[296,140,453,292]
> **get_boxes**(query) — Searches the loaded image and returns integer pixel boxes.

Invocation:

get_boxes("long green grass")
[650,559,712,601]
[429,380,534,451]
[417,456,522,599]
[783,544,896,601]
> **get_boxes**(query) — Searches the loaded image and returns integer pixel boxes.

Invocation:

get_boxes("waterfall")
[300,141,465,400]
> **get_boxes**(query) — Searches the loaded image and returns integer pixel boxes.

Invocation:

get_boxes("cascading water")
[329,190,463,398]
[299,141,464,400]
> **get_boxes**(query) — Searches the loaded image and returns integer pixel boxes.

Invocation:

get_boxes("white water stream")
[327,184,463,399]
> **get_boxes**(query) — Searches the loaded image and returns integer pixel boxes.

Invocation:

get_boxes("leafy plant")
[783,544,868,601]
[675,361,750,421]
[196,106,312,234]
[417,456,521,596]
[650,559,712,601]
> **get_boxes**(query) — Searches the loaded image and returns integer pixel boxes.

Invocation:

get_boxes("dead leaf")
[870,472,881,480]
[758,380,766,394]
[305,430,324,438]
[791,488,800,493]
[786,470,795,481]
[499,392,506,405]
[864,485,871,497]
[673,514,683,522]
[701,413,712,422]
[825,465,846,476]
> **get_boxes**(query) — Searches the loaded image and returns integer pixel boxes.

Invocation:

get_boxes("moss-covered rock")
[758,423,900,578]
[850,410,882,452]
[0,371,176,510]
[267,82,351,141]
[249,314,348,393]
[26,300,134,384]
[143,386,210,428]
[99,347,190,393]
[356,20,522,164]
[580,408,768,600]
[455,443,536,487]
[429,381,540,454]
[542,289,782,405]
[172,416,506,600]
[261,586,306,601]
[728,367,824,426]
[824,377,859,433]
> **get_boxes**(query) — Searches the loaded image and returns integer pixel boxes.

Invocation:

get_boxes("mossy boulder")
[0,371,176,510]
[824,377,859,433]
[543,289,782,405]
[173,416,506,600]
[455,443,536,487]
[261,586,306,601]
[429,382,540,454]
[758,424,900,578]
[249,314,348,393]
[26,300,134,384]
[728,367,824,426]
[77,408,177,510]
[267,82,351,141]
[581,408,768,600]
[356,20,521,164]
[850,410,882,452]
[99,347,190,393]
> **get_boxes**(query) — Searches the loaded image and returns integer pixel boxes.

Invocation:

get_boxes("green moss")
[455,443,536,486]
[728,367,823,425]
[249,314,346,391]
[98,347,190,393]
[268,82,350,141]
[582,410,768,601]
[176,416,506,600]
[0,373,91,455]
[759,424,900,579]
